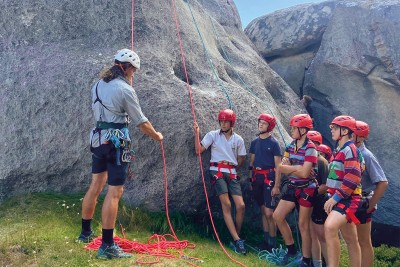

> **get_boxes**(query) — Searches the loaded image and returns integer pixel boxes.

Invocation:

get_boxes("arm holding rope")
[138,121,163,141]
[193,122,206,154]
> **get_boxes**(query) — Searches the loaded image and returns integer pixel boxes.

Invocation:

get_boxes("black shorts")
[252,172,276,209]
[91,143,128,186]
[281,185,317,208]
[355,196,373,224]
[311,194,329,224]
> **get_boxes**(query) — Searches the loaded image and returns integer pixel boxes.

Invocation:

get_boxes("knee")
[324,222,338,238]
[88,183,104,196]
[265,213,273,221]
[221,201,232,212]
[108,186,124,199]
[236,202,245,212]
[273,212,283,223]
[299,221,310,233]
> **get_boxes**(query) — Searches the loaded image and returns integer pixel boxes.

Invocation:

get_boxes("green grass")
[0,193,398,266]
[0,193,269,267]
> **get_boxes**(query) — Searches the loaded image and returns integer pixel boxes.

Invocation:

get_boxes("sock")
[287,243,296,255]
[82,219,92,233]
[303,257,311,264]
[269,236,276,248]
[102,228,114,245]
[312,259,322,267]
[263,231,269,242]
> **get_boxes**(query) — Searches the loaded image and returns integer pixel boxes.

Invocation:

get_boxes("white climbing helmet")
[114,49,141,70]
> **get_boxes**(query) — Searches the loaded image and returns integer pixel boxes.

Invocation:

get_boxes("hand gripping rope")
[183,1,301,265]
[170,0,247,266]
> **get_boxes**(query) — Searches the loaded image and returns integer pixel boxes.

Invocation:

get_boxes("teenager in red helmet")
[317,144,332,161]
[324,115,363,267]
[273,114,318,266]
[352,121,388,267]
[193,109,247,254]
[307,130,329,267]
[248,114,282,251]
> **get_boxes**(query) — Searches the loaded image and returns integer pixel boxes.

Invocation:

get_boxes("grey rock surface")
[0,0,300,214]
[245,0,400,226]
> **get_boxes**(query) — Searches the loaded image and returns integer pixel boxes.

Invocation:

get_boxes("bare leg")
[231,194,245,236]
[273,200,295,245]
[82,172,107,219]
[357,222,373,267]
[263,206,276,237]
[313,222,328,262]
[324,211,348,267]
[219,193,240,240]
[341,222,361,267]
[102,185,124,229]
[298,206,313,258]
[310,221,322,262]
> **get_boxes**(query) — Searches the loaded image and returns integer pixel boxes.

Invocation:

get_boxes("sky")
[234,0,324,28]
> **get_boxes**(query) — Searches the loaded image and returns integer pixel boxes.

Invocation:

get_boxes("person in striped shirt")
[324,115,362,267]
[273,114,318,267]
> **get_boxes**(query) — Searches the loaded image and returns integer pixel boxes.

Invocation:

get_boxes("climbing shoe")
[232,239,247,255]
[281,251,302,266]
[77,230,95,243]
[299,260,311,267]
[97,242,132,259]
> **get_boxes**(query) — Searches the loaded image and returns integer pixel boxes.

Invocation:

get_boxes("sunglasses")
[329,124,340,130]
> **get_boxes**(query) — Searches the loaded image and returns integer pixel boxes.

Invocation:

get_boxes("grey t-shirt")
[360,143,387,193]
[90,77,148,147]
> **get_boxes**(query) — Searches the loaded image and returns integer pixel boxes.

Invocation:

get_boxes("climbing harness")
[210,162,237,183]
[172,0,247,266]
[250,167,275,186]
[336,202,361,225]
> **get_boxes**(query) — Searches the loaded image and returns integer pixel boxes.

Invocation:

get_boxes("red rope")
[85,235,200,265]
[160,140,177,238]
[169,0,247,266]
[84,1,201,266]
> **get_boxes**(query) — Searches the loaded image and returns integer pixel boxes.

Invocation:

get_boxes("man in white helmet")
[78,49,163,259]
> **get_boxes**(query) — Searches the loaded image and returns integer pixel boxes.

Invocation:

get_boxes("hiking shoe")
[234,239,247,255]
[97,243,132,259]
[77,230,95,243]
[281,251,302,266]
[299,260,311,267]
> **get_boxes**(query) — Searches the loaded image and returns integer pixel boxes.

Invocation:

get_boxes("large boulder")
[245,1,336,95]
[0,0,300,212]
[245,0,400,226]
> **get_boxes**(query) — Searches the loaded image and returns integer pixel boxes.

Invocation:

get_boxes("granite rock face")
[245,0,400,226]
[0,0,301,213]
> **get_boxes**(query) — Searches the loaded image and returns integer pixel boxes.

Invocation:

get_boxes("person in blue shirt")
[248,114,282,251]
[352,121,388,267]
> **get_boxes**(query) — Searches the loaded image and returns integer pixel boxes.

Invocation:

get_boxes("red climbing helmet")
[218,109,236,127]
[353,120,370,138]
[307,130,323,145]
[258,114,276,132]
[290,114,313,129]
[330,115,356,131]
[317,144,332,160]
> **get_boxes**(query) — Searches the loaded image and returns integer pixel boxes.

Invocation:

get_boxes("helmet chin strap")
[295,128,307,140]
[219,121,233,133]
[115,63,128,74]
[220,128,232,134]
